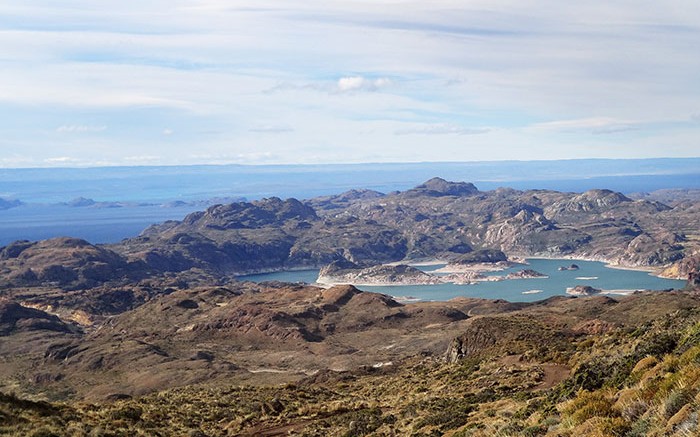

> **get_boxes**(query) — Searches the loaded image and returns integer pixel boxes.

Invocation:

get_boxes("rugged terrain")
[1,178,699,436]
[1,179,697,292]
[317,260,443,285]
[3,286,700,436]
[316,257,546,286]
[107,178,699,279]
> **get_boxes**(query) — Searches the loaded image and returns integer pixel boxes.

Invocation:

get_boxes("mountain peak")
[408,178,479,197]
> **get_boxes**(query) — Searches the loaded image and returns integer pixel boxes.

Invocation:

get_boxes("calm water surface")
[238,258,686,303]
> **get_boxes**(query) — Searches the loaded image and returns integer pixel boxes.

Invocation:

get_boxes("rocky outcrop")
[661,255,700,281]
[185,197,318,230]
[0,238,142,289]
[317,261,441,285]
[680,256,700,290]
[0,300,75,335]
[544,189,634,218]
[316,260,545,286]
[0,177,691,287]
[2,177,686,278]
[452,249,508,264]
[567,285,602,296]
[320,284,363,306]
[439,271,488,284]
[437,250,512,274]
[119,197,409,274]
[688,271,700,290]
[445,315,572,363]
[193,304,324,342]
[505,269,547,279]
[404,177,479,197]
[309,189,385,211]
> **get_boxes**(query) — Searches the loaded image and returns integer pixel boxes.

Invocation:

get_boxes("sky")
[0,1,699,167]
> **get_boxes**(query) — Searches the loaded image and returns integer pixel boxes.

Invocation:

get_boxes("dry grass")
[5,299,700,436]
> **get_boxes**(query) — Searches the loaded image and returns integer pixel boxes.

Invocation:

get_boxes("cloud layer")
[0,1,698,166]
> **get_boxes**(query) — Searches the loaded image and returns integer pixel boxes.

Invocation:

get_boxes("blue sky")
[0,1,699,167]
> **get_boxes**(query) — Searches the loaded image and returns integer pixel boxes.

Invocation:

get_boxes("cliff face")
[683,256,700,289]
[688,271,700,289]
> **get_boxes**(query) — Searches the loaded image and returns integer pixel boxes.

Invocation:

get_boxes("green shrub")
[662,389,691,419]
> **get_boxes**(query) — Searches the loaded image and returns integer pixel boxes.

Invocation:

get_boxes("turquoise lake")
[238,258,687,303]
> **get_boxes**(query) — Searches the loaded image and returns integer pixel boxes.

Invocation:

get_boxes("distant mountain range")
[101,177,698,280]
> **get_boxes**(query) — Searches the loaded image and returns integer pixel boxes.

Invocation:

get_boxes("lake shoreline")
[238,257,686,304]
[237,254,669,280]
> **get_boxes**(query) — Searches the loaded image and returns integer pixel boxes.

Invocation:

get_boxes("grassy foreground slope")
[3,290,700,437]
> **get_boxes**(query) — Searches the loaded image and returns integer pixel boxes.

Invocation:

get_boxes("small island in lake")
[435,249,514,273]
[504,269,548,280]
[317,260,547,286]
[317,260,442,286]
[567,285,601,296]
[558,264,580,271]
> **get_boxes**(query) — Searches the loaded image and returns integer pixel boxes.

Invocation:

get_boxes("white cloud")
[264,76,393,95]
[336,76,392,93]
[529,117,640,135]
[186,151,279,165]
[395,123,490,136]
[0,155,33,167]
[56,125,107,133]
[248,125,294,133]
[0,1,698,166]
[44,156,81,164]
[124,155,161,163]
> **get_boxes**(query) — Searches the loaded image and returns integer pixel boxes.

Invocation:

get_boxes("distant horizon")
[1,156,699,171]
[1,157,698,245]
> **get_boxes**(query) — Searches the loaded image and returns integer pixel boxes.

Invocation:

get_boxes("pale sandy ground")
[566,287,638,296]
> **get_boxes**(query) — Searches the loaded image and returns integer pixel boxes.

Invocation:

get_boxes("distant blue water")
[0,159,698,245]
[2,159,699,203]
[0,204,196,246]
[238,259,687,303]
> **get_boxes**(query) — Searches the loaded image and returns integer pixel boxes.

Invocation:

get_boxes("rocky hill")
[317,260,443,285]
[99,178,699,281]
[0,237,145,290]
[4,287,700,435]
